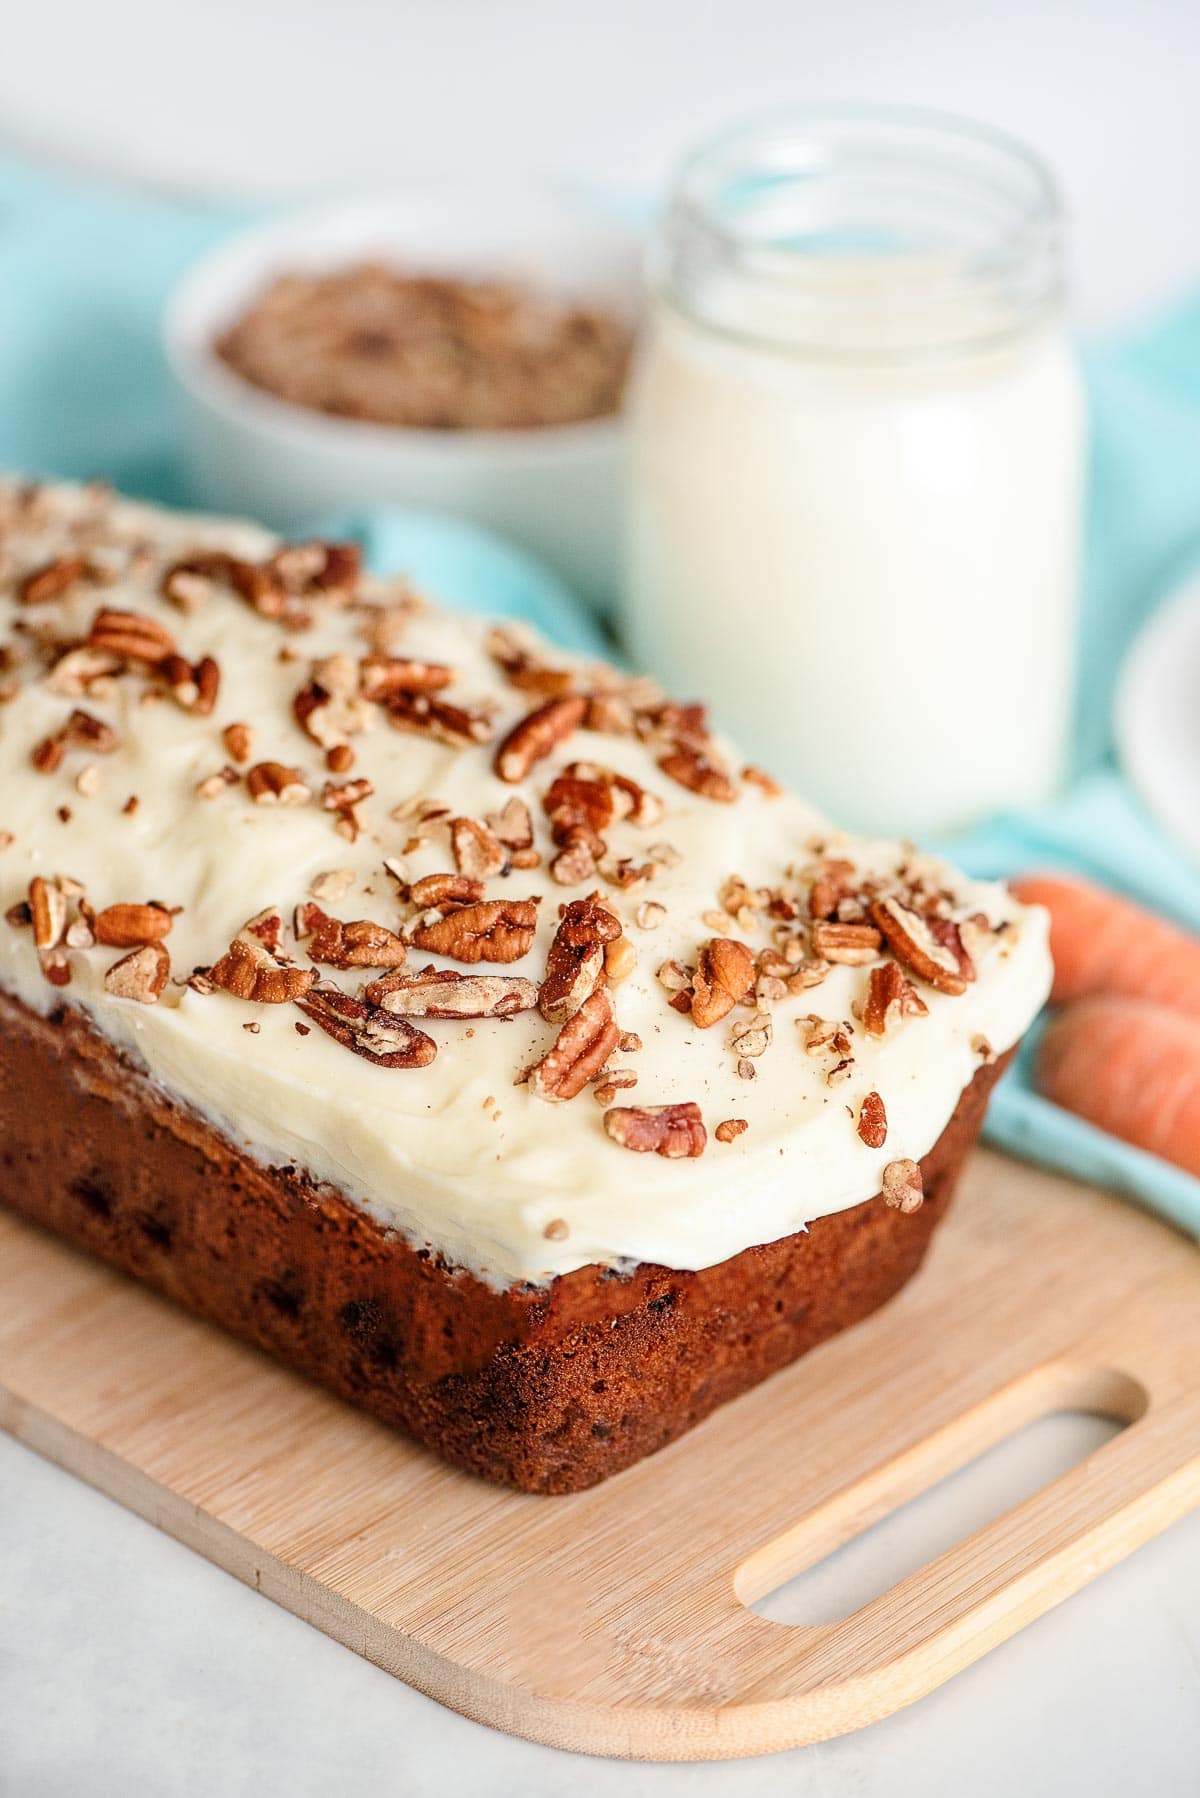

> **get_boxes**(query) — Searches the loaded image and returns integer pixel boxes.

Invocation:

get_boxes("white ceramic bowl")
[162,192,643,609]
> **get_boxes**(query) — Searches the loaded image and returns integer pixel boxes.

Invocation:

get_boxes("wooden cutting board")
[2,1148,1199,1761]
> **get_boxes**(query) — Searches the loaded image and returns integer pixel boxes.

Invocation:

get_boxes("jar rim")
[658,104,1068,361]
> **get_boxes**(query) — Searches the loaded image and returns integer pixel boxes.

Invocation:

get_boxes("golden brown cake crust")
[0,986,1010,1492]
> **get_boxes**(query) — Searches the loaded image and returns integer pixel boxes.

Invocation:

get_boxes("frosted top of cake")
[0,481,1050,1285]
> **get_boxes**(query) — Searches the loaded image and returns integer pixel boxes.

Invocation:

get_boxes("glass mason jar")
[621,107,1086,838]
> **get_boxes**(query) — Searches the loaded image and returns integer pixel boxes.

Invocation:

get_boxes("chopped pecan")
[86,607,176,665]
[526,987,620,1102]
[321,776,373,840]
[861,961,929,1036]
[293,678,377,749]
[690,937,755,1029]
[297,985,436,1068]
[31,706,119,773]
[407,871,485,912]
[604,935,637,983]
[658,741,737,804]
[450,816,507,881]
[858,1092,888,1149]
[367,965,538,1018]
[296,904,408,969]
[359,655,453,699]
[539,896,620,1023]
[870,897,973,996]
[488,795,534,853]
[715,1117,748,1144]
[543,771,614,840]
[742,765,782,798]
[384,690,492,747]
[17,556,91,606]
[808,859,859,921]
[273,539,361,603]
[882,1158,924,1213]
[104,942,170,1004]
[209,918,316,1004]
[28,874,67,953]
[604,1101,707,1158]
[246,761,311,806]
[729,1011,772,1058]
[45,645,121,698]
[162,652,220,715]
[486,626,577,697]
[810,919,883,966]
[550,830,600,886]
[93,902,174,947]
[411,897,540,964]
[494,694,586,783]
[222,721,254,762]
[568,760,665,828]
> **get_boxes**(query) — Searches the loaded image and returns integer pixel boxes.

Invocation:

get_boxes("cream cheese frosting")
[0,480,1052,1287]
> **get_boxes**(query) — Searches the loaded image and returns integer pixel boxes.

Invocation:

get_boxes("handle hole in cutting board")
[741,1359,1144,1632]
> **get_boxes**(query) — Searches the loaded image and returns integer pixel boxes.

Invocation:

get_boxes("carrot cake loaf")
[0,479,1051,1490]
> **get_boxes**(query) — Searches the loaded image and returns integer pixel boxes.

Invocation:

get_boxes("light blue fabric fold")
[2,154,1198,1231]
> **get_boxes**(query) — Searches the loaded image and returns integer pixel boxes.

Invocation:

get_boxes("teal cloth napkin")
[2,154,1199,1232]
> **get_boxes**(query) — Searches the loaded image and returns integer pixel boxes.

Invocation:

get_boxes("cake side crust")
[0,985,1008,1492]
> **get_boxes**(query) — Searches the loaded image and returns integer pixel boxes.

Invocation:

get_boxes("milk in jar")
[622,109,1086,837]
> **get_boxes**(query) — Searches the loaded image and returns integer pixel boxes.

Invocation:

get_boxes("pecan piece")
[209,919,316,1004]
[870,897,972,996]
[384,691,492,747]
[86,607,176,665]
[450,816,507,881]
[246,761,311,806]
[297,905,408,970]
[293,679,377,749]
[690,937,755,1029]
[17,556,91,606]
[810,919,883,966]
[223,722,255,762]
[488,795,534,853]
[543,772,614,840]
[296,985,436,1068]
[27,875,72,945]
[32,707,119,773]
[495,694,586,783]
[526,987,620,1102]
[359,655,453,699]
[93,902,174,947]
[366,965,538,1018]
[162,652,220,716]
[882,1157,924,1213]
[539,896,621,1024]
[862,961,929,1036]
[486,626,577,697]
[411,897,540,964]
[658,742,737,804]
[715,1117,748,1144]
[808,858,858,921]
[604,1101,707,1158]
[407,872,485,912]
[857,1091,888,1149]
[104,942,170,1004]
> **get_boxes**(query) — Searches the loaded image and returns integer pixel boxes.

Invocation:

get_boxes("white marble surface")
[3,0,1200,332]
[2,1413,1199,1797]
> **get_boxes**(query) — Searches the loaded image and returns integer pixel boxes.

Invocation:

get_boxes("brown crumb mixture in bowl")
[214,264,633,431]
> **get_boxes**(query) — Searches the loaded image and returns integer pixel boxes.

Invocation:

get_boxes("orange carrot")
[1012,873,1200,1018]
[1037,995,1200,1177]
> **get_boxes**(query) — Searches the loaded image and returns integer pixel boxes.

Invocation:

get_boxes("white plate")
[1116,573,1200,867]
